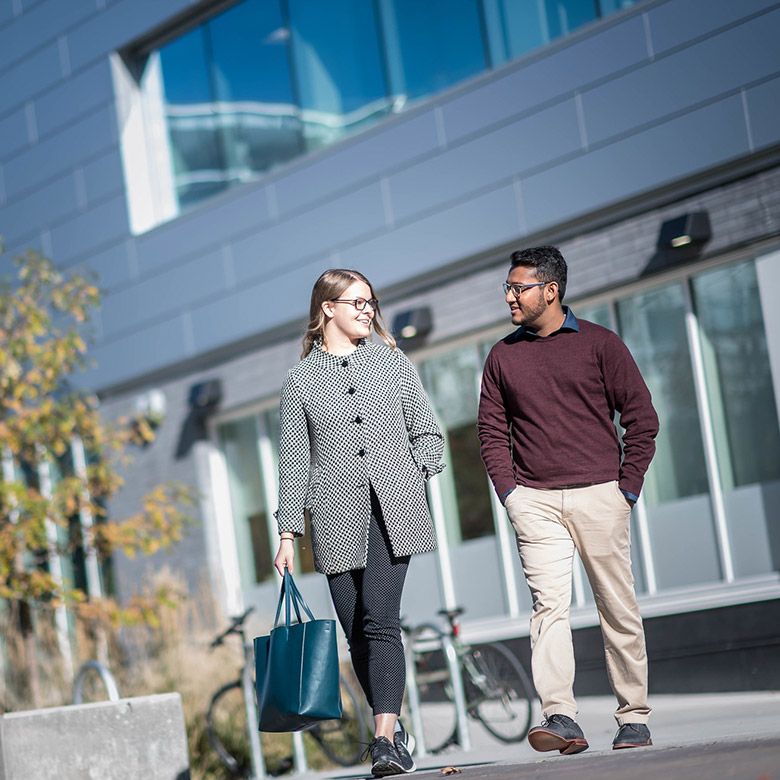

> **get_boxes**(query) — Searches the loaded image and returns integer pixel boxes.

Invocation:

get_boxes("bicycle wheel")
[308,675,365,766]
[206,681,252,778]
[412,645,458,753]
[466,642,533,743]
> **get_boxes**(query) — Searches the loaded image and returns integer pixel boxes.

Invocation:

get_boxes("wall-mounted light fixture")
[657,211,712,251]
[188,379,222,413]
[392,306,433,348]
[175,379,223,459]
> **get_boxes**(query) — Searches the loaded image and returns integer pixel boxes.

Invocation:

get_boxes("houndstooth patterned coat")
[276,338,445,575]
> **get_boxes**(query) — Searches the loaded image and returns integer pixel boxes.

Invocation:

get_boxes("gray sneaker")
[613,723,652,749]
[528,714,589,754]
[393,720,416,773]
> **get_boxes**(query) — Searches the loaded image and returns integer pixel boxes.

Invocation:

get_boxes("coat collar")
[305,338,374,371]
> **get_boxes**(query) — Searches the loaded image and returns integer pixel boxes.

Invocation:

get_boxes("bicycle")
[402,607,534,754]
[205,607,369,777]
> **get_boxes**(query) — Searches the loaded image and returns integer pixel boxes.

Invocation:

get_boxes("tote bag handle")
[273,567,315,629]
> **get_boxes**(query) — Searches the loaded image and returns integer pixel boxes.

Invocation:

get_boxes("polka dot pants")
[327,487,410,716]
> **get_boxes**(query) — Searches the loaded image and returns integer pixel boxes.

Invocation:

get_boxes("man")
[477,246,658,754]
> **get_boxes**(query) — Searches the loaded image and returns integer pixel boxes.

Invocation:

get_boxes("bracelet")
[280,535,295,542]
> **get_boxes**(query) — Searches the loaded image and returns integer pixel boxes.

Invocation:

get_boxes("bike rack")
[403,626,472,756]
[72,660,121,704]
[442,633,472,752]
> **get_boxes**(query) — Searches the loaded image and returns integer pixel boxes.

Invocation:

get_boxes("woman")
[273,269,444,777]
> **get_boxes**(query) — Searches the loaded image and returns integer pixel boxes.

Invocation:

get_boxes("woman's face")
[323,280,375,343]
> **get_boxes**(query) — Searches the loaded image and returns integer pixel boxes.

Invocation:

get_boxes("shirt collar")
[515,306,579,339]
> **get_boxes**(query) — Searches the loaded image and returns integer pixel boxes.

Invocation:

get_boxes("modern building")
[1,0,779,692]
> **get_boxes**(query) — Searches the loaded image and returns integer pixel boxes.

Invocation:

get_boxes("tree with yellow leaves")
[0,249,192,709]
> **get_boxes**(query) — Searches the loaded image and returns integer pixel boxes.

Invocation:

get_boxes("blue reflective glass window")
[159,26,211,104]
[493,0,599,60]
[545,0,598,38]
[287,0,389,151]
[380,0,488,103]
[159,27,226,208]
[209,0,303,179]
[157,0,303,211]
[210,0,294,104]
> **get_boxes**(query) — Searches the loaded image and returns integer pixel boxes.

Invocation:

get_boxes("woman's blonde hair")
[302,269,396,358]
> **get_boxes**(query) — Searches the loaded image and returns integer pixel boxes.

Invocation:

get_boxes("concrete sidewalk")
[299,690,780,779]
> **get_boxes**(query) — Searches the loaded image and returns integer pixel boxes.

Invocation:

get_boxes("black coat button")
[341,359,348,367]
[354,416,362,424]
[347,387,355,394]
[357,449,365,457]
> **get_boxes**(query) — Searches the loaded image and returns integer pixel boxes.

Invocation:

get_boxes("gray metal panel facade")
[1,0,779,398]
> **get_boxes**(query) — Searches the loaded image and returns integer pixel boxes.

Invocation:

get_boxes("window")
[380,0,489,103]
[119,0,637,230]
[690,260,780,578]
[157,0,300,211]
[691,261,780,489]
[216,408,314,589]
[419,346,494,543]
[288,0,391,150]
[218,415,272,586]
[617,284,710,506]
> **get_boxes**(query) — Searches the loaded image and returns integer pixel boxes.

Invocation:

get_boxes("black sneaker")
[613,723,652,749]
[528,714,589,755]
[362,736,404,777]
[393,720,416,773]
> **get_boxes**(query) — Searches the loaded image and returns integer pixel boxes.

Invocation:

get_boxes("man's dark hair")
[509,246,568,301]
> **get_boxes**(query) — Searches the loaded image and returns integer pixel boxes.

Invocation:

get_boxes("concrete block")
[745,74,780,151]
[231,181,385,286]
[0,0,96,73]
[0,693,190,780]
[440,12,647,143]
[3,105,116,200]
[273,110,440,215]
[582,8,780,146]
[35,60,114,138]
[522,95,750,234]
[646,0,776,56]
[388,98,580,224]
[0,41,62,113]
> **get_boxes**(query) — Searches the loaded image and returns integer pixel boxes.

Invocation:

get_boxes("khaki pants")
[505,481,650,725]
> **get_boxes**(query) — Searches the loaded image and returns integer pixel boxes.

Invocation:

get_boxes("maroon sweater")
[478,313,658,500]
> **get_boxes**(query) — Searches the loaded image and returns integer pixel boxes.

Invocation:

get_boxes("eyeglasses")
[330,298,378,311]
[503,282,546,297]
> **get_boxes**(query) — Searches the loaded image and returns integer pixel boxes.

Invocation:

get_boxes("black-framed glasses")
[503,281,546,297]
[330,298,378,311]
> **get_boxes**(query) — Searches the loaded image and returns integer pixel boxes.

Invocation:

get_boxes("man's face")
[505,265,548,329]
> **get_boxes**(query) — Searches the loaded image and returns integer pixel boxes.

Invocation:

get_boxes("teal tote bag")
[254,569,342,732]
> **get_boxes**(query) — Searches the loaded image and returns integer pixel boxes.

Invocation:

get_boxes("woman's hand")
[274,538,295,576]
